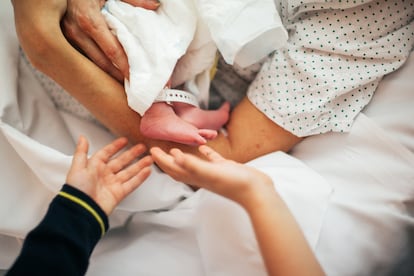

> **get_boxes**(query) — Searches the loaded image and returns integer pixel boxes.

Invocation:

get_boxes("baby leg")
[140,102,218,145]
[173,102,230,130]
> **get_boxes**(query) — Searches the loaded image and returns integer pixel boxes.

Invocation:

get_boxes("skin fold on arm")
[11,0,302,163]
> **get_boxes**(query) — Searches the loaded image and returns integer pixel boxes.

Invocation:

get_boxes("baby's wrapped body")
[34,0,414,145]
[103,0,414,144]
[102,0,288,145]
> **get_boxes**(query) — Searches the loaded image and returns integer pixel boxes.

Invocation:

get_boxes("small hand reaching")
[150,145,325,276]
[66,135,153,215]
[150,145,274,208]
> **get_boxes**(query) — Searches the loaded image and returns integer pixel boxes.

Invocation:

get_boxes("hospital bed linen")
[1,1,413,275]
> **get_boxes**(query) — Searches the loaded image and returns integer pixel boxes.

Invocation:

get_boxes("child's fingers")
[94,137,128,162]
[198,145,225,162]
[150,147,175,168]
[70,135,89,170]
[150,147,188,177]
[119,156,153,193]
[116,155,153,184]
[122,166,152,195]
[170,149,216,178]
[108,143,147,173]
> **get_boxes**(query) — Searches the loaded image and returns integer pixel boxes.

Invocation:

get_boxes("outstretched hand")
[62,0,160,82]
[150,145,274,208]
[66,136,153,215]
[151,146,325,276]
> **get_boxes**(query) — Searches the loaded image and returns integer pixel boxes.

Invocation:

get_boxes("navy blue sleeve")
[6,184,109,276]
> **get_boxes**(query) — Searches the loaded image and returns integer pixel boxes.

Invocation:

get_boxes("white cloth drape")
[1,1,414,275]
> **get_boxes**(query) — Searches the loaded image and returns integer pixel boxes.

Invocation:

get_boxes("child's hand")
[66,136,153,215]
[150,145,273,207]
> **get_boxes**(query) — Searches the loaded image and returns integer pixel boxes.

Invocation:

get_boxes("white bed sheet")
[1,1,413,275]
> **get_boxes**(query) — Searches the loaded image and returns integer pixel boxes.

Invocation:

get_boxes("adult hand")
[66,136,153,215]
[62,0,160,82]
[150,145,274,207]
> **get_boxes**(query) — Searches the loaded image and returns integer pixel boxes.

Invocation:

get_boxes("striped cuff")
[58,184,109,237]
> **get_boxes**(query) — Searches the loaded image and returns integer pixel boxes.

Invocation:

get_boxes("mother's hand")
[11,0,302,164]
[62,0,160,82]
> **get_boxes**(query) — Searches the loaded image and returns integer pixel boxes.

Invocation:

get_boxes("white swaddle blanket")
[2,1,414,274]
[102,0,287,115]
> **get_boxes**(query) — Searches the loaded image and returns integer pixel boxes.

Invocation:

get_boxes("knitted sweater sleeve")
[6,184,109,276]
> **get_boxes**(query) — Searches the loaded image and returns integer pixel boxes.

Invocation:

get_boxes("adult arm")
[11,0,302,163]
[12,0,150,145]
[208,98,302,162]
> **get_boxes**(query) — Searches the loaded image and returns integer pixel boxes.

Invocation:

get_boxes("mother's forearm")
[12,1,198,155]
[13,0,147,144]
[12,0,300,162]
[207,98,303,163]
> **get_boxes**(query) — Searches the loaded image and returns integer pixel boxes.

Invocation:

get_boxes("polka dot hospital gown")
[21,50,100,125]
[24,0,413,138]
[247,0,414,137]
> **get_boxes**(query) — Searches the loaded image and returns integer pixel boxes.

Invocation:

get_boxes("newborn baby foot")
[174,102,230,130]
[140,102,217,145]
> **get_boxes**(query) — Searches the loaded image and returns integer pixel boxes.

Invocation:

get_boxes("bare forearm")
[12,0,301,162]
[12,0,198,153]
[245,189,325,276]
[207,98,303,163]
[13,0,147,143]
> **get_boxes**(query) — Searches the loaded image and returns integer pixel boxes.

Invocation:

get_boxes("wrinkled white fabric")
[102,0,197,115]
[102,0,287,115]
[2,0,414,274]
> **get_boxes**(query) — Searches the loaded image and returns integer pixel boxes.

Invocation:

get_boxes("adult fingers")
[69,31,121,77]
[78,35,124,82]
[62,7,125,81]
[121,0,161,10]
[84,15,130,79]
